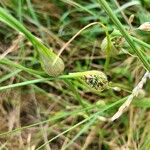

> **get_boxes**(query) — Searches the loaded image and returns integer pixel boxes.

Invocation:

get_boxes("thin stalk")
[0,58,45,76]
[0,7,64,76]
[0,70,108,91]
[0,78,51,91]
[97,0,150,71]
[0,105,96,136]
[111,30,150,50]
[36,97,126,149]
[65,80,90,114]
[0,69,22,83]
[132,36,150,50]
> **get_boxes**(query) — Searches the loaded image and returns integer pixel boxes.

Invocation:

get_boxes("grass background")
[0,0,150,149]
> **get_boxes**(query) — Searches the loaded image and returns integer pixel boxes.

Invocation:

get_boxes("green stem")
[132,36,150,50]
[111,30,150,50]
[0,7,52,55]
[97,0,150,70]
[0,7,65,76]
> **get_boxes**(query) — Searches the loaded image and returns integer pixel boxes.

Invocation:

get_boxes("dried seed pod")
[138,22,150,32]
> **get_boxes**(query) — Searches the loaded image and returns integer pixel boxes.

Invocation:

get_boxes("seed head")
[138,22,150,32]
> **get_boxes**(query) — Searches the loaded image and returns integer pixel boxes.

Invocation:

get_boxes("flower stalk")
[0,7,64,76]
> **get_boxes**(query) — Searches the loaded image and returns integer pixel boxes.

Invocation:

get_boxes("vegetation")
[0,0,150,149]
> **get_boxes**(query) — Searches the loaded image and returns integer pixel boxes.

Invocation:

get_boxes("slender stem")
[132,36,150,50]
[97,0,150,71]
[0,70,107,91]
[111,30,150,50]
[0,7,53,56]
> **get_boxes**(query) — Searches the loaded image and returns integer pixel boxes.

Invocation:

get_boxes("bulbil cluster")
[82,71,109,91]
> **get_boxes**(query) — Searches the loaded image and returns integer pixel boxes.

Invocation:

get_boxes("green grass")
[0,0,150,149]
[0,6,65,76]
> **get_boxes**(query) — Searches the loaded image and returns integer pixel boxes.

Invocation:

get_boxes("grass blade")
[0,7,64,76]
[97,0,150,71]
